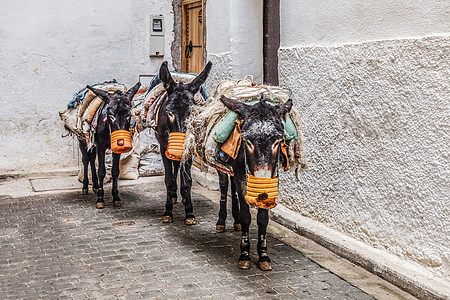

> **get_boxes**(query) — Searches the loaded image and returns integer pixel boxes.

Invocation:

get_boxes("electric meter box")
[150,15,164,57]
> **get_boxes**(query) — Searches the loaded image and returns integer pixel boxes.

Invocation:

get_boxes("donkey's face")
[159,61,212,133]
[87,82,141,132]
[221,96,293,178]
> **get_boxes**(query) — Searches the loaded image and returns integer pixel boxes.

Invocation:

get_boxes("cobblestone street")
[1,176,378,299]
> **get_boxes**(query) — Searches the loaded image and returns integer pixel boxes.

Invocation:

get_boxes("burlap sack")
[118,133,140,180]
[83,97,103,122]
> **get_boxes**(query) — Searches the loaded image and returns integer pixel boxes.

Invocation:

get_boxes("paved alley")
[1,176,378,299]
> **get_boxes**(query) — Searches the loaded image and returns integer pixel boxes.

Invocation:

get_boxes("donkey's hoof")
[185,217,196,225]
[81,189,88,195]
[96,202,105,209]
[113,200,122,207]
[92,188,99,194]
[216,224,226,233]
[238,260,252,269]
[257,260,272,271]
[172,197,178,204]
[162,215,173,223]
[233,223,241,231]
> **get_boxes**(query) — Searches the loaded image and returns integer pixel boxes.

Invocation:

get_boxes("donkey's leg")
[171,161,180,204]
[230,175,241,231]
[234,175,252,269]
[111,152,122,207]
[89,148,99,193]
[78,140,90,195]
[180,161,195,225]
[257,208,272,271]
[216,170,229,232]
[96,147,107,209]
[161,155,175,223]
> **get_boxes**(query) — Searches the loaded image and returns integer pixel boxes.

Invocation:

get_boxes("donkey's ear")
[125,82,141,101]
[159,61,175,92]
[188,61,212,93]
[276,99,293,120]
[87,85,110,103]
[220,95,248,118]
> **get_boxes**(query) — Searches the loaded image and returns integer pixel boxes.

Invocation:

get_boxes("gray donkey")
[80,82,141,209]
[219,95,293,271]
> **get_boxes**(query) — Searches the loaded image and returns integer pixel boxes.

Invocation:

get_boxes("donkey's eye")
[271,140,281,152]
[246,140,255,151]
[167,111,175,121]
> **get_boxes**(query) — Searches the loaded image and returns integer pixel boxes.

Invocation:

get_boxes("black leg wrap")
[112,190,121,202]
[97,189,104,201]
[257,235,269,258]
[96,189,105,209]
[257,235,272,270]
[238,232,251,269]
[240,233,251,259]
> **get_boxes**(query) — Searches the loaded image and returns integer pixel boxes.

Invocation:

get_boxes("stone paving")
[0,178,374,299]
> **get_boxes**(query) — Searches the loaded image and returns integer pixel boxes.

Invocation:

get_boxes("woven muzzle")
[110,130,132,154]
[245,174,278,209]
[165,132,186,161]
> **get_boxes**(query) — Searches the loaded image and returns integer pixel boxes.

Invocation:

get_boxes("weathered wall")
[0,0,174,173]
[279,0,449,281]
[281,0,450,46]
[205,0,263,93]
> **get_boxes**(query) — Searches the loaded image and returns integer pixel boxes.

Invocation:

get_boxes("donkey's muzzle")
[166,132,186,161]
[111,130,132,154]
[245,174,278,209]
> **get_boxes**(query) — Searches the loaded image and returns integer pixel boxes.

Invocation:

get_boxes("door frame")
[181,0,205,73]
[263,0,280,85]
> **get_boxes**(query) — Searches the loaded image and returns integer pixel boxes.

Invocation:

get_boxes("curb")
[0,168,78,182]
[270,205,449,300]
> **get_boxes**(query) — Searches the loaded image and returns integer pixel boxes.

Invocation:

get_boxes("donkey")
[219,95,293,271]
[80,82,141,209]
[155,61,212,225]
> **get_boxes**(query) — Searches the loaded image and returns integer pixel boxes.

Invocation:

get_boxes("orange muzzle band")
[165,132,186,161]
[245,174,278,209]
[111,130,132,154]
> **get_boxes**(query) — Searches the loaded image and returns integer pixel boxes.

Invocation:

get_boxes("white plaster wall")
[278,0,450,282]
[278,36,450,279]
[0,0,174,173]
[205,0,263,93]
[281,0,450,46]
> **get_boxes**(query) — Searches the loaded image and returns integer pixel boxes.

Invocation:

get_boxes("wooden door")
[181,0,204,74]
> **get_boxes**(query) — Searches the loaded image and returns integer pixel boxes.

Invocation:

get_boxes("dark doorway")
[263,0,280,85]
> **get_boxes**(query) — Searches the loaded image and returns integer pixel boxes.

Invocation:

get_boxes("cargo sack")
[183,75,308,177]
[118,133,140,180]
[138,128,164,176]
[60,81,127,142]
[220,120,243,160]
[213,100,298,144]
